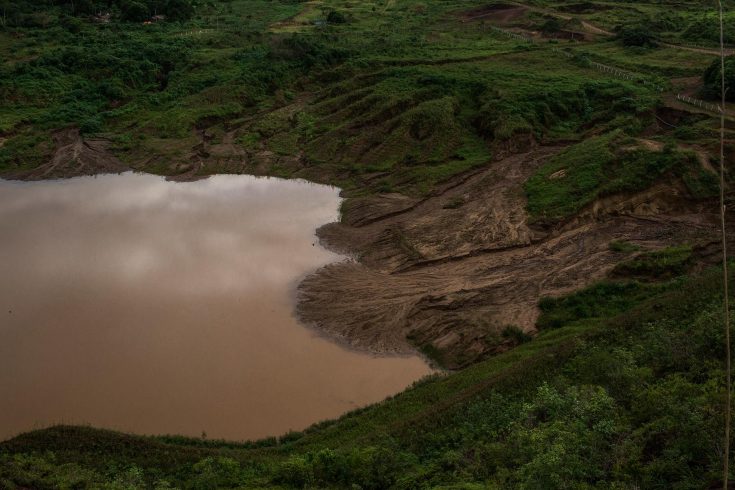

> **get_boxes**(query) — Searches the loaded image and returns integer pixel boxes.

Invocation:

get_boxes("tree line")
[0,0,196,25]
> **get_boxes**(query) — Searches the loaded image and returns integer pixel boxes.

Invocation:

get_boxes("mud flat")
[0,173,431,442]
[298,147,722,369]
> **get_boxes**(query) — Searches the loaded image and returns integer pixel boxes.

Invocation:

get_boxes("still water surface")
[0,173,430,441]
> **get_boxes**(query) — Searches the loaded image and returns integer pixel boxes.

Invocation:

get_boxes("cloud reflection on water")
[0,173,431,441]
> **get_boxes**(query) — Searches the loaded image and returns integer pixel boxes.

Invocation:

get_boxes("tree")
[120,0,149,22]
[326,10,346,24]
[70,0,96,15]
[703,55,735,102]
[164,0,194,21]
[541,18,562,35]
[617,25,657,47]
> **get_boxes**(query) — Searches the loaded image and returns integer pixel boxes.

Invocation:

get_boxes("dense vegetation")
[0,0,725,192]
[0,0,196,24]
[1,0,734,487]
[702,55,735,102]
[524,132,717,222]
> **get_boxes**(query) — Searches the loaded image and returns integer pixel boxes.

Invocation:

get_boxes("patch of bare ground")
[298,147,721,369]
[163,96,317,182]
[580,20,612,36]
[12,128,128,180]
[269,0,322,32]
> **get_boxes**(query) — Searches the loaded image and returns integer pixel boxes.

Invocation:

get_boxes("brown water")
[0,173,431,442]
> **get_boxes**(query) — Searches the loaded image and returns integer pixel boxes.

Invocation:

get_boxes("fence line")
[676,93,722,113]
[487,25,533,44]
[483,24,665,92]
[472,19,727,117]
[657,37,735,52]
[175,29,213,37]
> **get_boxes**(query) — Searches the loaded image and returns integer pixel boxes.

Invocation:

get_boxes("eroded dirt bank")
[11,128,128,180]
[298,146,721,368]
[7,125,723,370]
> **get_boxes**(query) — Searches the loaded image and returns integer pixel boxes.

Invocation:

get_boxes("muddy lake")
[0,173,431,441]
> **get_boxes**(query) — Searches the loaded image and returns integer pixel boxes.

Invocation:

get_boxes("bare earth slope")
[14,128,128,180]
[298,146,719,368]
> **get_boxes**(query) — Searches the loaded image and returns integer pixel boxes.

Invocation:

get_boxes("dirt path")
[462,5,528,23]
[580,20,612,36]
[299,147,720,368]
[269,0,322,32]
[659,41,734,56]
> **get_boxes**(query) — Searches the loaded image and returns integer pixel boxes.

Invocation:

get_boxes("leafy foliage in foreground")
[702,55,735,103]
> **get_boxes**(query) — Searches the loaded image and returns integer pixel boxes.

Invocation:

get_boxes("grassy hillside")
[2,0,735,487]
[2,0,725,189]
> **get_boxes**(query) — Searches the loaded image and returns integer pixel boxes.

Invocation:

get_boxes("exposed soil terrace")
[298,146,722,368]
[13,128,128,180]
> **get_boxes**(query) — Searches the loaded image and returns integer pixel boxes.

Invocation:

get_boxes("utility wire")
[719,1,731,489]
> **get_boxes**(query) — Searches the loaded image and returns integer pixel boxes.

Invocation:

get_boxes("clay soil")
[6,125,724,370]
[12,128,128,180]
[298,146,721,368]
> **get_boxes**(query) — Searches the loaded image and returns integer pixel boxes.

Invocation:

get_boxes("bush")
[274,447,415,489]
[120,0,149,22]
[326,10,347,24]
[617,25,657,47]
[612,245,693,279]
[541,18,562,34]
[537,280,666,330]
[165,0,194,21]
[501,325,533,344]
[702,55,735,102]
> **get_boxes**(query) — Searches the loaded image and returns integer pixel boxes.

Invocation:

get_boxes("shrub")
[537,281,665,330]
[702,55,735,102]
[165,0,194,21]
[617,25,657,47]
[120,0,149,22]
[326,10,347,24]
[501,325,532,344]
[609,240,640,253]
[612,245,693,279]
[541,18,562,34]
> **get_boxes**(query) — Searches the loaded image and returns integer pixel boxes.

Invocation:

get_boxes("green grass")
[609,240,641,253]
[612,244,694,279]
[2,0,702,200]
[573,41,715,78]
[524,132,705,222]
